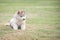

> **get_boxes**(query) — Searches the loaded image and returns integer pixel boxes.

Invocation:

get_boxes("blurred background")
[0,0,60,40]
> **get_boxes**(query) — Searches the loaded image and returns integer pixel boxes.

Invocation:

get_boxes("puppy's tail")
[4,23,10,26]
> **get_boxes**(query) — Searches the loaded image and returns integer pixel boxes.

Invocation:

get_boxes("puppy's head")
[17,10,25,17]
[17,10,26,20]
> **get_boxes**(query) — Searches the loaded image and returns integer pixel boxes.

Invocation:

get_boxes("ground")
[0,0,60,40]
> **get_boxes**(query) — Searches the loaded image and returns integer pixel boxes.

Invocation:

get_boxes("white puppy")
[5,10,26,30]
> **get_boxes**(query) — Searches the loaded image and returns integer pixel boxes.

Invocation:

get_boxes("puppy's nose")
[23,19,25,20]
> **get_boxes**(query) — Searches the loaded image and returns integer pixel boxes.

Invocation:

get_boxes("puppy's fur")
[5,10,26,30]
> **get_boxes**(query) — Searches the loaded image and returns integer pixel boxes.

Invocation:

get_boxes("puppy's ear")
[21,11,25,14]
[21,11,24,13]
[17,10,25,15]
[17,11,20,14]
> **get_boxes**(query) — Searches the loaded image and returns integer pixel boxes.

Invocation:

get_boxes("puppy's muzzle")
[23,19,25,20]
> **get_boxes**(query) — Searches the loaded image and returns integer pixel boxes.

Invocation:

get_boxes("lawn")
[0,0,60,40]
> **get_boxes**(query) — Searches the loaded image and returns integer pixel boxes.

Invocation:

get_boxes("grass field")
[0,0,60,40]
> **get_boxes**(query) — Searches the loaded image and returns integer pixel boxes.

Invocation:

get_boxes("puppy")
[5,10,26,30]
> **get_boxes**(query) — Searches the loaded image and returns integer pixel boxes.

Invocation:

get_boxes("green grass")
[0,0,60,40]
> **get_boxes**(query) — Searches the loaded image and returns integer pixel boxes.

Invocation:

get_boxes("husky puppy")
[5,10,26,30]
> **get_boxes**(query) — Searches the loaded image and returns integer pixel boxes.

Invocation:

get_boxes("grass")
[0,0,60,40]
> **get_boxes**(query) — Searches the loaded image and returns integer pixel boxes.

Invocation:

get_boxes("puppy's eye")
[20,16,23,17]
